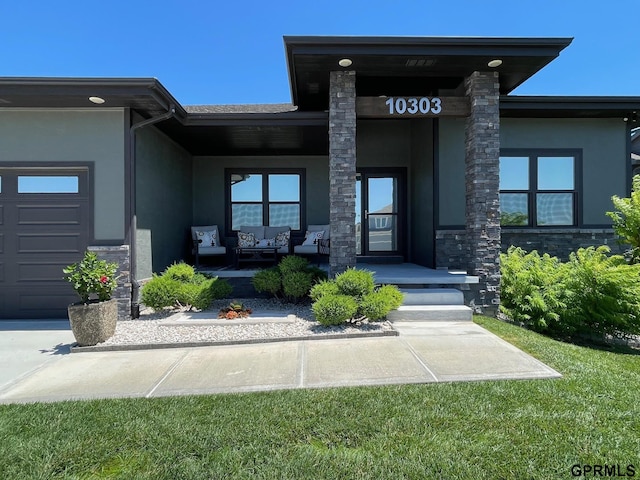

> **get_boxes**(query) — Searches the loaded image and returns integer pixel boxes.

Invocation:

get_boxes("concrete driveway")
[0,319,561,404]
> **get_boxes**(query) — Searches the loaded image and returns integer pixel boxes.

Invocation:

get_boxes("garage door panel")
[0,233,3,253]
[0,205,3,224]
[0,286,74,319]
[17,204,82,225]
[17,262,71,283]
[0,262,4,281]
[17,233,83,254]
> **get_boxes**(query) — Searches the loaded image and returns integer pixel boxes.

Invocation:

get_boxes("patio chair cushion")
[198,246,226,255]
[293,244,319,255]
[239,225,265,239]
[194,229,219,248]
[238,231,257,248]
[256,238,276,248]
[307,224,330,239]
[302,230,324,246]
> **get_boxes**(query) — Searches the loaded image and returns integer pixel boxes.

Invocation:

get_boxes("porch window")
[499,150,580,227]
[228,169,303,230]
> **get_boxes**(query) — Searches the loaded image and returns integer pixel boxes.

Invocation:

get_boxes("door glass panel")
[18,176,79,193]
[367,177,398,252]
[355,174,362,255]
[368,215,396,251]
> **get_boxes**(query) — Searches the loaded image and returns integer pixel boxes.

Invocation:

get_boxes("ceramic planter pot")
[68,299,118,346]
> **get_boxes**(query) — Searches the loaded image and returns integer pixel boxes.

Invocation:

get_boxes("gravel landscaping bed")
[99,298,394,347]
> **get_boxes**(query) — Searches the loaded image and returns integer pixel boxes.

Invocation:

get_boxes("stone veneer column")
[328,70,357,276]
[464,71,501,313]
[88,245,132,320]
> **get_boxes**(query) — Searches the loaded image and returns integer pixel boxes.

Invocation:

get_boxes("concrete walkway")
[0,319,561,404]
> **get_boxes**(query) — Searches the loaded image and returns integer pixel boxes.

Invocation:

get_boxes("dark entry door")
[355,169,405,257]
[0,167,91,319]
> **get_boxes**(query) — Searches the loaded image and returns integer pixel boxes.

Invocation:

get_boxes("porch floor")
[199,263,478,286]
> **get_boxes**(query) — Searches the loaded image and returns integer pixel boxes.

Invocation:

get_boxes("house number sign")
[356,96,469,118]
[385,97,442,115]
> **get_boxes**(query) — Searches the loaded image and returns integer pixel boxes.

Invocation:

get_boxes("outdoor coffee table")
[235,247,279,269]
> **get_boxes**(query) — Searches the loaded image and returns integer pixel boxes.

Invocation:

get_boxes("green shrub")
[500,246,566,332]
[334,268,375,298]
[607,174,640,264]
[282,271,313,302]
[359,291,392,321]
[561,246,640,338]
[376,284,404,311]
[141,265,232,311]
[309,280,340,302]
[312,294,359,326]
[141,275,182,311]
[163,262,195,282]
[252,268,282,296]
[278,255,310,275]
[306,265,328,284]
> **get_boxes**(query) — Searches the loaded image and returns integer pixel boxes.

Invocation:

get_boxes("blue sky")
[1,0,637,106]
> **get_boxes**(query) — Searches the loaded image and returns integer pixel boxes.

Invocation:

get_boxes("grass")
[1,316,639,479]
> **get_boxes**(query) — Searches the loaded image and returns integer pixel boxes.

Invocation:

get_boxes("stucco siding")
[437,118,466,226]
[501,118,627,225]
[136,125,193,278]
[0,108,126,240]
[356,120,411,167]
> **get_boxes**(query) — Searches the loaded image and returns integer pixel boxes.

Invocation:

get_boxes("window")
[18,175,79,193]
[228,170,303,230]
[499,151,579,227]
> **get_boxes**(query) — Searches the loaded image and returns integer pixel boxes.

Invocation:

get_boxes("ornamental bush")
[252,255,327,303]
[309,279,340,302]
[312,294,359,326]
[334,268,375,298]
[500,245,640,340]
[607,174,640,264]
[141,266,232,311]
[63,251,119,303]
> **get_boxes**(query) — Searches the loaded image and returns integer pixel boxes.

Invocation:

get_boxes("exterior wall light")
[338,58,353,67]
[487,59,503,68]
[88,96,106,104]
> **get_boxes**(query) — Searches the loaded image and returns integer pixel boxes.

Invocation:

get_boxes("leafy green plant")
[252,255,326,303]
[309,279,340,302]
[312,294,359,326]
[63,251,119,303]
[607,174,640,263]
[141,266,232,311]
[334,268,375,298]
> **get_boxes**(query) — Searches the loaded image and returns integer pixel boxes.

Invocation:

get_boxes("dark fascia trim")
[500,96,640,117]
[0,77,188,119]
[184,111,328,127]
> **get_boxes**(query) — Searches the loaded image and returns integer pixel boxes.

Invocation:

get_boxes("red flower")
[99,275,108,284]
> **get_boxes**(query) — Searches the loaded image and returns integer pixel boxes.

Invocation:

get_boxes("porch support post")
[328,70,357,276]
[464,71,501,314]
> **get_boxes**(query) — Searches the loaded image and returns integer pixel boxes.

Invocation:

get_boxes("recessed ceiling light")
[338,58,353,68]
[88,96,105,104]
[487,59,503,68]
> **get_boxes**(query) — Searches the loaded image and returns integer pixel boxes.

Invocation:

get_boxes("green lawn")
[1,316,639,479]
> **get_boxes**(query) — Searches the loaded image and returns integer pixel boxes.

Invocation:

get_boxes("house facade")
[1,35,638,319]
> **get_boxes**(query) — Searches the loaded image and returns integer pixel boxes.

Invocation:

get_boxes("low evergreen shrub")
[309,280,340,302]
[282,271,313,301]
[359,291,392,321]
[252,268,282,296]
[312,294,359,326]
[376,284,404,311]
[252,255,325,303]
[163,262,196,282]
[334,268,375,298]
[141,275,181,311]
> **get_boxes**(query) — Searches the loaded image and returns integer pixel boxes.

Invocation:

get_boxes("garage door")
[0,167,91,319]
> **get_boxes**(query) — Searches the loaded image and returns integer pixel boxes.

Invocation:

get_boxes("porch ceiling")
[285,36,573,111]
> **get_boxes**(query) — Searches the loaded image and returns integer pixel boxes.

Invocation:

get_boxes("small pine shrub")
[278,255,310,275]
[252,268,282,297]
[312,294,359,326]
[141,275,182,311]
[282,271,313,302]
[208,277,233,300]
[309,280,340,302]
[359,291,391,321]
[334,268,375,298]
[306,265,328,284]
[163,262,195,282]
[376,284,404,311]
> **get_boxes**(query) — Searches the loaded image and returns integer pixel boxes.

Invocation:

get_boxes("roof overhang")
[0,77,186,119]
[285,35,573,110]
[500,96,640,119]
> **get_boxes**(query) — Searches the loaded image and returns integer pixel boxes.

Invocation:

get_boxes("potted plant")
[63,251,119,346]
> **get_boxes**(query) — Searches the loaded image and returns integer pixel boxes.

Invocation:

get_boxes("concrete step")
[387,305,473,322]
[400,288,464,306]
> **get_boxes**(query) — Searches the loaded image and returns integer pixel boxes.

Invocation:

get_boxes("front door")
[355,169,405,258]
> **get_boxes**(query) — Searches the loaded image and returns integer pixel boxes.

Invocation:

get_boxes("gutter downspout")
[128,106,176,318]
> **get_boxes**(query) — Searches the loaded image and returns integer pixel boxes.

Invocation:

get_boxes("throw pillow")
[237,231,256,248]
[256,238,275,248]
[275,230,290,247]
[302,230,324,246]
[196,230,218,247]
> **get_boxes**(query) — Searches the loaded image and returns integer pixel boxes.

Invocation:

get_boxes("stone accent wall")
[501,229,623,259]
[328,70,357,276]
[88,245,131,320]
[464,71,501,313]
[435,230,468,269]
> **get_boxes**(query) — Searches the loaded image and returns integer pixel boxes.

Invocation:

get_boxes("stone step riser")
[387,305,473,322]
[399,288,464,306]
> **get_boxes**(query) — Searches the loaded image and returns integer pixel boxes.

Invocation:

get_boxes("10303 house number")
[384,97,442,115]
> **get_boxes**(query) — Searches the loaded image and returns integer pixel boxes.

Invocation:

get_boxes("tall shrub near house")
[607,174,640,264]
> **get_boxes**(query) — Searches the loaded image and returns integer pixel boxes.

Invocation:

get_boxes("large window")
[499,150,580,227]
[228,169,303,230]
